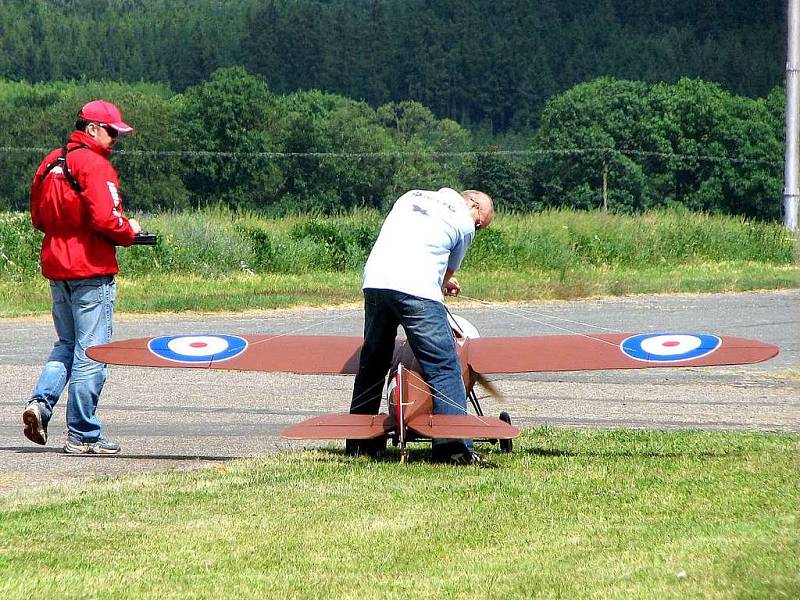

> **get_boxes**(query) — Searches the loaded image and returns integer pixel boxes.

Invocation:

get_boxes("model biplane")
[86,316,779,462]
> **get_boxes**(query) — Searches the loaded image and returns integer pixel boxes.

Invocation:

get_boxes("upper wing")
[86,334,365,374]
[88,331,779,375]
[466,333,779,373]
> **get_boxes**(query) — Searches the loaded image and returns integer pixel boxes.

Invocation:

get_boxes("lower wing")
[406,414,520,440]
[282,414,394,439]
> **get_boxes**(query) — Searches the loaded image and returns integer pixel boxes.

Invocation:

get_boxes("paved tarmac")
[1,290,797,494]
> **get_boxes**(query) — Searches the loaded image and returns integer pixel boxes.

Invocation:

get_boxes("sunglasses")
[92,123,118,139]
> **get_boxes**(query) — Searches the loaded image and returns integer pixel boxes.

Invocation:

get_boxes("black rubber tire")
[498,411,513,453]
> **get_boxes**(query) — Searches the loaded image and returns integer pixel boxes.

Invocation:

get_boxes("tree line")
[0,0,785,133]
[0,68,785,220]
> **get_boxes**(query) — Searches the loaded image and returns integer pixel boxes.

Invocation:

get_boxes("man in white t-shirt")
[348,188,494,464]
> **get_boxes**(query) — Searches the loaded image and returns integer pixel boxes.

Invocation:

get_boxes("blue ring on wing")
[147,334,248,363]
[620,333,721,362]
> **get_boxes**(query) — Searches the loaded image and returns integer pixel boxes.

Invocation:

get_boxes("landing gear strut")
[469,388,514,453]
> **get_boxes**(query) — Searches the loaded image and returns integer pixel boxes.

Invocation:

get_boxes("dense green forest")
[0,1,788,219]
[0,70,784,219]
[0,0,785,132]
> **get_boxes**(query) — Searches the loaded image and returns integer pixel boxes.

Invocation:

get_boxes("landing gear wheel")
[499,411,513,453]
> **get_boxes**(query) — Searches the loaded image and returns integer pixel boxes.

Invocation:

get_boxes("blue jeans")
[350,288,472,452]
[30,276,115,442]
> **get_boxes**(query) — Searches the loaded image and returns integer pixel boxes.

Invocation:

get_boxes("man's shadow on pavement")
[0,446,238,461]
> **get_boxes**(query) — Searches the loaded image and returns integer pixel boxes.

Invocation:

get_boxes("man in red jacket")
[23,100,142,455]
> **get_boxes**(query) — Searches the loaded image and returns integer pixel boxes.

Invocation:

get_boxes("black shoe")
[449,450,482,465]
[345,437,387,458]
[22,401,48,445]
[432,442,481,465]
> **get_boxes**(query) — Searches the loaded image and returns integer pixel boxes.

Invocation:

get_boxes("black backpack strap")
[39,145,88,193]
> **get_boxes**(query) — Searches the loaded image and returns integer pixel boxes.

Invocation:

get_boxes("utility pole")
[785,0,799,231]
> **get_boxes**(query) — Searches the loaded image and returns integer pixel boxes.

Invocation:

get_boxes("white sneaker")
[64,435,121,455]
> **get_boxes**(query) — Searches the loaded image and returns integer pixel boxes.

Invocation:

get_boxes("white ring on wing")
[167,335,230,357]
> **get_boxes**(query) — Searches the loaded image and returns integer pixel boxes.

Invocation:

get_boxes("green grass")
[3,208,797,277]
[0,272,362,316]
[1,208,796,316]
[465,261,799,301]
[1,429,797,599]
[1,262,796,317]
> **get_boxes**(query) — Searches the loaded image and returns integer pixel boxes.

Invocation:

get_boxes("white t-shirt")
[362,188,475,302]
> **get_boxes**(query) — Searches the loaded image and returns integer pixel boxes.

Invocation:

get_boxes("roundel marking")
[148,334,248,363]
[620,333,721,363]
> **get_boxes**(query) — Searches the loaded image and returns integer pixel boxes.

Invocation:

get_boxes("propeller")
[472,371,506,403]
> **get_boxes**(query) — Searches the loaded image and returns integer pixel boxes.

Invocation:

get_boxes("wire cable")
[0,145,780,167]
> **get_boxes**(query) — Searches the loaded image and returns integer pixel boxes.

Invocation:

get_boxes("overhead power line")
[0,146,780,167]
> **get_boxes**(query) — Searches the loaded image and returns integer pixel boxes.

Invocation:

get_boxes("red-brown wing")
[406,414,520,440]
[282,414,394,439]
[86,335,366,374]
[466,334,779,374]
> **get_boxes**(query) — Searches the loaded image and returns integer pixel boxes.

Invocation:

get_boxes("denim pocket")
[398,293,426,316]
[72,282,103,308]
[71,276,115,308]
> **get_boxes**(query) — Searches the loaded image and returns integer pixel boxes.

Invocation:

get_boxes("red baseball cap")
[78,100,133,134]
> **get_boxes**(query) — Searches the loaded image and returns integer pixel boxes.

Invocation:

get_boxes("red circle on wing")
[189,342,208,348]
[662,341,680,347]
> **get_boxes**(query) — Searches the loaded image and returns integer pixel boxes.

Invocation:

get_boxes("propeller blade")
[472,372,506,402]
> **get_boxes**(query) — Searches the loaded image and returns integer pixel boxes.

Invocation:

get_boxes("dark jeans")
[350,288,471,452]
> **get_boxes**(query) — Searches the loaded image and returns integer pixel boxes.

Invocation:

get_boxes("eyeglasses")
[92,123,118,139]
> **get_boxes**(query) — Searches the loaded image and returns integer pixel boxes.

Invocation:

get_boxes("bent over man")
[347,187,494,464]
[23,100,142,455]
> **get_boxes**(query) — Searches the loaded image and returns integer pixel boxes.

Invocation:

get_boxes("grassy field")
[1,261,798,317]
[0,207,797,316]
[1,209,796,597]
[1,429,797,599]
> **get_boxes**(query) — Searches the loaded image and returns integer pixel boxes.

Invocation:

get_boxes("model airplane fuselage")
[282,326,522,461]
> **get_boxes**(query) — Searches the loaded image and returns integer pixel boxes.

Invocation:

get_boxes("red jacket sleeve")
[76,154,137,247]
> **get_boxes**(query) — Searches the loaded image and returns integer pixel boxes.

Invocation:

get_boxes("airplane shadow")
[316,447,502,468]
[0,447,237,462]
[1,446,64,455]
[523,448,576,458]
[520,447,743,460]
[87,454,237,462]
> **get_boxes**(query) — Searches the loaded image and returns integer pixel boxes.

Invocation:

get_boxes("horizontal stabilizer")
[467,334,779,373]
[87,335,367,374]
[282,413,394,440]
[406,414,520,440]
